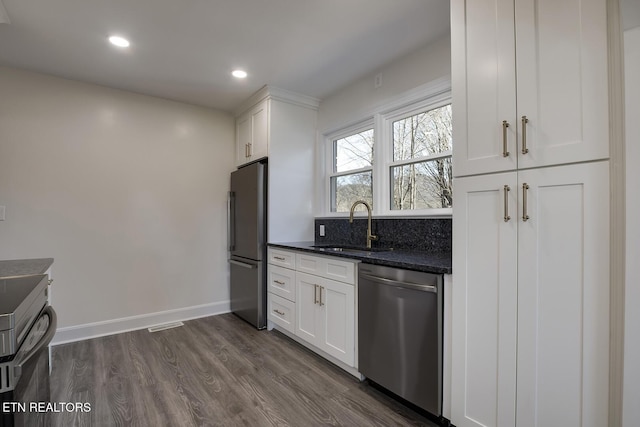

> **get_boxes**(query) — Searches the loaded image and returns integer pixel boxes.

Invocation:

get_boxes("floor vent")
[148,321,184,333]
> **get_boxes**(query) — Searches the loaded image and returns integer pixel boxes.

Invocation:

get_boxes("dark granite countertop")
[268,242,451,274]
[0,258,54,278]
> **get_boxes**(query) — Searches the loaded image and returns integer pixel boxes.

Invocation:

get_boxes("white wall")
[0,67,235,339]
[317,34,451,132]
[623,24,640,427]
[314,35,451,215]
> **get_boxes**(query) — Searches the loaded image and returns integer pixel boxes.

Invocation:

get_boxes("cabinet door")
[295,272,321,345]
[515,0,609,168]
[268,264,296,301]
[236,114,252,166]
[319,279,355,366]
[516,162,609,427]
[268,293,296,334]
[451,172,518,427]
[250,101,268,160]
[451,0,517,177]
[236,100,269,166]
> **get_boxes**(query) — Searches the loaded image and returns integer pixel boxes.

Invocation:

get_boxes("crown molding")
[234,85,320,117]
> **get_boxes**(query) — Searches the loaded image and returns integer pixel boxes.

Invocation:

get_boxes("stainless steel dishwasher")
[358,263,443,417]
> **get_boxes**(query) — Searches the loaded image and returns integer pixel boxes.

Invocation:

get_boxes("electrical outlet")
[0,206,5,221]
[319,224,325,237]
[374,73,382,89]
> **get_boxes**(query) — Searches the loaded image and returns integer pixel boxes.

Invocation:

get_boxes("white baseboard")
[51,300,231,345]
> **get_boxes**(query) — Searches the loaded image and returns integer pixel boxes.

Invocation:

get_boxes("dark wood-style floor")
[50,313,440,427]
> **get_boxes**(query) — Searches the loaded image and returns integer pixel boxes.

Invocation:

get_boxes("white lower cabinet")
[295,272,355,365]
[267,248,357,370]
[452,161,610,427]
[268,293,295,334]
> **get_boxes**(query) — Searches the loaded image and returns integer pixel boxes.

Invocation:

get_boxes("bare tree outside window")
[391,104,452,210]
[331,129,374,212]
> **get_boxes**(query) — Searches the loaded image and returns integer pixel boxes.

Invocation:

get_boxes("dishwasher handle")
[360,273,437,293]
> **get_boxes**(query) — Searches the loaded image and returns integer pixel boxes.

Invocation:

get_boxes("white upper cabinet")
[235,99,268,166]
[452,0,609,177]
[235,86,320,242]
[452,0,517,176]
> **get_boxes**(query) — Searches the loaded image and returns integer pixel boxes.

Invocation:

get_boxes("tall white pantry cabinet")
[450,0,610,427]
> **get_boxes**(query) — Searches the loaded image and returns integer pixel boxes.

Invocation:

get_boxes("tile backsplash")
[314,217,451,252]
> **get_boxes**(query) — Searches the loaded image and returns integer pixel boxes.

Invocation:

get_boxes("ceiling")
[0,0,450,113]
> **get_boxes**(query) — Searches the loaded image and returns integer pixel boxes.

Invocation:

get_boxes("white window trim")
[379,96,453,217]
[324,119,374,216]
[319,77,452,218]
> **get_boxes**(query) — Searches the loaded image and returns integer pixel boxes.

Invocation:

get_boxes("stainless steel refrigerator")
[228,159,267,329]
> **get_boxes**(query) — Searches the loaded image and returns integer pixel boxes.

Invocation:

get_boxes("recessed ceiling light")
[232,70,248,79]
[108,36,130,48]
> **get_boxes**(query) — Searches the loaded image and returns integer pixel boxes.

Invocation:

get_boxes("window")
[390,104,452,210]
[323,79,451,216]
[329,128,374,212]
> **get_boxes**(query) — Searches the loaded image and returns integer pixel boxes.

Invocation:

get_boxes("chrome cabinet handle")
[314,284,318,304]
[522,183,530,221]
[502,120,510,157]
[274,280,285,286]
[319,286,324,306]
[273,309,285,316]
[503,185,511,222]
[247,143,252,157]
[521,116,529,154]
[274,256,285,261]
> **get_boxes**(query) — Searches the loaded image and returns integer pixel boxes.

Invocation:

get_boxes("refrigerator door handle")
[229,259,257,269]
[228,191,236,252]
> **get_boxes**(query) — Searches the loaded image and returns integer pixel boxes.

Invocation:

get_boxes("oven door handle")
[13,306,57,379]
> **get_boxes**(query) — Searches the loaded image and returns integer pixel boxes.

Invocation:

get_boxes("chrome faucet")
[349,200,378,249]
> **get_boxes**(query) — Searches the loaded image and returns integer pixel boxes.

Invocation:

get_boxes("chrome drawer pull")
[274,256,286,261]
[273,309,285,316]
[274,280,285,286]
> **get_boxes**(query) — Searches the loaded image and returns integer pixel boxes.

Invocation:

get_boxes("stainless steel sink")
[311,245,393,254]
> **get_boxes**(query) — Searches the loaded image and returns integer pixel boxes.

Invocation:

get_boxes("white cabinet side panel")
[624,25,640,427]
[268,101,316,242]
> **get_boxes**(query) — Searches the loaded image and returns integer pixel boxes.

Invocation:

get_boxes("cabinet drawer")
[268,265,296,301]
[268,293,295,334]
[268,248,296,269]
[296,253,356,285]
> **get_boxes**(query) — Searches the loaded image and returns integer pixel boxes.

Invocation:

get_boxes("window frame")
[381,99,453,216]
[325,119,375,215]
[320,78,452,218]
